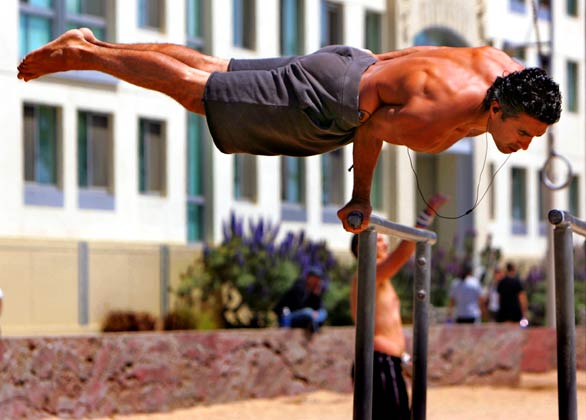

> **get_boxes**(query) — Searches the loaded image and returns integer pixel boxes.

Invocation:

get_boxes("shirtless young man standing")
[17,29,561,233]
[349,193,447,420]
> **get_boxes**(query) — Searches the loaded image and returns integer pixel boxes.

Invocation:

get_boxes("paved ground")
[56,372,586,420]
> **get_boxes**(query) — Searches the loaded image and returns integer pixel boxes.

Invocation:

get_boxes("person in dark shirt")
[273,266,327,332]
[497,262,528,326]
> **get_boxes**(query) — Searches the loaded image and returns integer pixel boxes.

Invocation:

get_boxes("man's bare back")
[359,46,523,152]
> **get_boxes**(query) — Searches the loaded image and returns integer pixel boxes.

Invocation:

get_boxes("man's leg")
[78,28,229,72]
[17,29,210,114]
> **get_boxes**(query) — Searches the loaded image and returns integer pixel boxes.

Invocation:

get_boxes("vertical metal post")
[160,245,170,317]
[353,228,377,420]
[78,241,89,326]
[552,223,577,420]
[411,241,431,420]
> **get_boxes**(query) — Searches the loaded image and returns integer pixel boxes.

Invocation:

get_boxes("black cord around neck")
[406,131,511,220]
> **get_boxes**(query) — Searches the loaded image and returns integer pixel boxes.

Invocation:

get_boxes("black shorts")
[203,46,376,157]
[352,351,411,420]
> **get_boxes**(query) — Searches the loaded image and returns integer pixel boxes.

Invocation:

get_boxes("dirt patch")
[52,372,586,420]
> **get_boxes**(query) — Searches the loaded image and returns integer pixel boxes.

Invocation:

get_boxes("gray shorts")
[203,46,376,157]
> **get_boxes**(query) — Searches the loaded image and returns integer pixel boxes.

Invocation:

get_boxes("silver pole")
[411,241,431,420]
[351,213,437,420]
[549,209,583,420]
[353,227,378,420]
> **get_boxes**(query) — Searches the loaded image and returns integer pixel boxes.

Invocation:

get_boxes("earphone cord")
[407,131,511,220]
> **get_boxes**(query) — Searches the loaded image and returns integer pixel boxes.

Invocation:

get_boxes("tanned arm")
[336,127,382,233]
[376,193,448,282]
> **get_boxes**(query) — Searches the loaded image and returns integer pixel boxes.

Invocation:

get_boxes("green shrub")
[171,212,355,328]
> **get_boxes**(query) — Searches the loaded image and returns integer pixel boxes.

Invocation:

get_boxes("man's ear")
[491,101,501,114]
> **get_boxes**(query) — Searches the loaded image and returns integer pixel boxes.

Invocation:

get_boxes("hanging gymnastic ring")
[541,151,573,190]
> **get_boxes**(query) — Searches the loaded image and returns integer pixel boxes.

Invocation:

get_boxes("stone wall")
[0,325,584,419]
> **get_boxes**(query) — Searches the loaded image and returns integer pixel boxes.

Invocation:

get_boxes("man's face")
[376,235,389,262]
[489,107,549,154]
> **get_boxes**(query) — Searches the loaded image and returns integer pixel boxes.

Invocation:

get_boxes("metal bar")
[549,211,579,420]
[78,241,89,326]
[353,227,378,420]
[160,245,170,316]
[549,209,586,237]
[411,241,431,420]
[369,214,437,245]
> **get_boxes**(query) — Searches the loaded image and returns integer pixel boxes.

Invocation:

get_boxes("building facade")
[0,0,583,334]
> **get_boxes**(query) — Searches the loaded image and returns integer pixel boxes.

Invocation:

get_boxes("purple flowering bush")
[172,212,355,329]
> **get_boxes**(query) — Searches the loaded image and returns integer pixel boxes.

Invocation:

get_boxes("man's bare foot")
[79,27,99,44]
[17,29,89,81]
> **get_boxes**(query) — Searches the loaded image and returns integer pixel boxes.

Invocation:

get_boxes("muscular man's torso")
[357,46,523,152]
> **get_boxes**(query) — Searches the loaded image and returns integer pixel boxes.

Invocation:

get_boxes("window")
[566,60,579,113]
[538,170,546,236]
[365,11,382,53]
[281,156,306,221]
[138,0,164,30]
[19,0,107,57]
[488,163,496,220]
[321,149,344,222]
[568,176,580,216]
[23,103,63,206]
[234,155,257,201]
[567,0,578,16]
[503,41,527,63]
[186,0,205,50]
[78,111,114,210]
[187,114,205,242]
[509,0,526,14]
[511,167,527,235]
[321,1,343,47]
[280,0,304,55]
[371,158,383,211]
[537,0,551,20]
[233,0,255,49]
[139,119,166,195]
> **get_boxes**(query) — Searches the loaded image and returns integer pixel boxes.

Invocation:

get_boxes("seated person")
[273,266,328,332]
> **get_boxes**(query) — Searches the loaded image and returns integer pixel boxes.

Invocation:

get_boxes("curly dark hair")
[483,68,562,124]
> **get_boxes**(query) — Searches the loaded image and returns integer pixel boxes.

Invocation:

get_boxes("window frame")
[23,102,64,207]
[77,110,115,210]
[281,156,307,221]
[233,0,255,50]
[320,0,344,47]
[321,149,345,223]
[280,0,304,56]
[511,167,528,235]
[186,113,206,242]
[233,154,257,202]
[138,118,167,196]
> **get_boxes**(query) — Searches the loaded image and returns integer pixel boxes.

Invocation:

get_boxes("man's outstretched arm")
[337,127,382,233]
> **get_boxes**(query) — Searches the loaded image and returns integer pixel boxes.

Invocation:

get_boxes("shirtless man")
[349,193,447,420]
[17,29,561,233]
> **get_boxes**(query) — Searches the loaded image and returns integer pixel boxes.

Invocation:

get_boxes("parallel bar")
[548,209,586,237]
[548,209,584,420]
[369,214,437,245]
[78,241,89,326]
[353,228,378,420]
[411,241,431,420]
[160,245,170,316]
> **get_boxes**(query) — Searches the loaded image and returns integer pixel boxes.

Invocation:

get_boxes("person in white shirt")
[448,263,484,323]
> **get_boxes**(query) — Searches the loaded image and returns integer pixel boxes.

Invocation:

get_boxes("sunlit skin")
[17,30,552,233]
